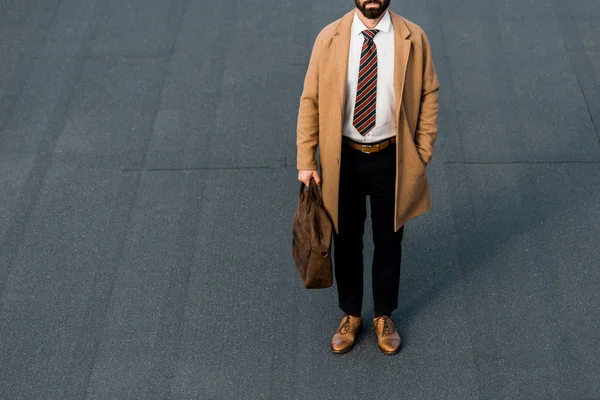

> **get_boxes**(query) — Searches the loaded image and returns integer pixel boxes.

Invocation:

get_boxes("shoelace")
[337,315,352,335]
[375,316,393,336]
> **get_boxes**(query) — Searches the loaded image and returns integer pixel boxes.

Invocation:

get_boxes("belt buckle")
[361,143,379,154]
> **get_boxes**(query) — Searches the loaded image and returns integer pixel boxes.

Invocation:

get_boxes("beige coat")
[296,9,440,233]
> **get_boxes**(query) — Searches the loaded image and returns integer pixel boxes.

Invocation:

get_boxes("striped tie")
[353,29,379,136]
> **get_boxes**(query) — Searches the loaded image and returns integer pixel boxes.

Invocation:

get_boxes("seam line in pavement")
[443,161,600,165]
[569,54,600,142]
[82,53,172,59]
[554,0,600,144]
[122,166,282,172]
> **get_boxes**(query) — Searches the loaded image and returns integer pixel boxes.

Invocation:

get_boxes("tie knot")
[362,29,379,41]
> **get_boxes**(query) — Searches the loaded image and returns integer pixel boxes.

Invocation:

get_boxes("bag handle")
[298,178,323,213]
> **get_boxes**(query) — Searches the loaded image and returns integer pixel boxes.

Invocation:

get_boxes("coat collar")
[332,9,412,118]
[335,9,411,38]
[351,8,392,35]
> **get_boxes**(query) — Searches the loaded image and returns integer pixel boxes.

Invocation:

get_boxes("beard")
[355,0,390,19]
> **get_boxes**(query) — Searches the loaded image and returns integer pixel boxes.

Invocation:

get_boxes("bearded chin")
[356,0,390,19]
[363,8,382,18]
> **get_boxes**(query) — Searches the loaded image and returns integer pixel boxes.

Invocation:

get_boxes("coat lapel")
[390,11,412,120]
[333,11,354,115]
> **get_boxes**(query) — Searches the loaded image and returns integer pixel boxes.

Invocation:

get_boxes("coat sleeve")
[296,33,323,171]
[414,32,440,166]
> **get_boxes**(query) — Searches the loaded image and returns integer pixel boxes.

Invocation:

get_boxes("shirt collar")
[352,9,391,36]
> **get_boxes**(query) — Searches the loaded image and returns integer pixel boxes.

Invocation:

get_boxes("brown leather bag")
[292,179,333,289]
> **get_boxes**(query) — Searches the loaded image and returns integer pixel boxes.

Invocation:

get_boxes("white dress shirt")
[342,10,395,143]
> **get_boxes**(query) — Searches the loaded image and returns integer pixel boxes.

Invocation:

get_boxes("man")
[296,0,439,354]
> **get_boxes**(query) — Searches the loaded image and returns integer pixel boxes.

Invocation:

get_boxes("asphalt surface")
[1,0,599,399]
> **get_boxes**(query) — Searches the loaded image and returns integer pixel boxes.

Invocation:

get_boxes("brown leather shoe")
[331,314,362,354]
[373,316,401,354]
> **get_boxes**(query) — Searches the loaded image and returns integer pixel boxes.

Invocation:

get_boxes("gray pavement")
[1,0,599,399]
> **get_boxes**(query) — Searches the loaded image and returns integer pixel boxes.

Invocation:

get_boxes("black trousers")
[333,141,404,316]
